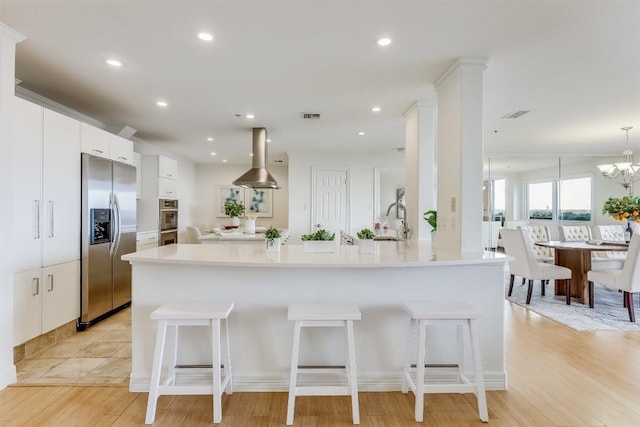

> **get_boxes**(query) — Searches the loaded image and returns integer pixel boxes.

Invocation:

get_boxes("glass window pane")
[560,177,592,221]
[493,179,505,221]
[528,182,553,220]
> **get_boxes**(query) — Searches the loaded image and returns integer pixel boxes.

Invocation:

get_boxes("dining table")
[534,240,628,305]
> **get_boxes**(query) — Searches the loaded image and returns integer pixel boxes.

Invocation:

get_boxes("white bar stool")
[402,302,488,423]
[286,304,361,425]
[145,301,234,424]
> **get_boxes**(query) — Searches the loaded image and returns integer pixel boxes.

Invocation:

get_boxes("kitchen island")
[123,242,509,392]
[199,228,289,244]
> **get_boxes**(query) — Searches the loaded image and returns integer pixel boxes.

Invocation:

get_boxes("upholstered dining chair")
[559,225,591,242]
[501,228,572,305]
[591,225,627,268]
[522,225,554,262]
[186,225,202,244]
[587,234,640,322]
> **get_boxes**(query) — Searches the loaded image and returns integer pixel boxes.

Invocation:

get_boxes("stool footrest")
[295,386,352,396]
[297,368,347,375]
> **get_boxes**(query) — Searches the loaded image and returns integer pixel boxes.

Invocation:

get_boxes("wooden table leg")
[554,248,590,304]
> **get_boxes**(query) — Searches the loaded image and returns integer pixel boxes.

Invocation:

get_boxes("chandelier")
[597,126,638,193]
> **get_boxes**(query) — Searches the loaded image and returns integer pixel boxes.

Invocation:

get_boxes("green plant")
[356,228,375,239]
[423,210,437,231]
[265,227,281,239]
[301,229,335,241]
[602,195,640,222]
[224,200,245,217]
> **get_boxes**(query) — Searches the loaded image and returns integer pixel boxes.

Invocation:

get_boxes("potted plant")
[423,210,437,232]
[224,200,245,226]
[265,227,282,252]
[301,229,336,252]
[356,228,375,253]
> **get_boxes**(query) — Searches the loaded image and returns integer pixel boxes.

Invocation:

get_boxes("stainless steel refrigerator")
[79,153,136,329]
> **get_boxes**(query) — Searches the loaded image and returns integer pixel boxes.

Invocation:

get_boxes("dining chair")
[587,234,640,321]
[522,225,554,262]
[559,225,591,242]
[186,225,202,244]
[591,225,627,267]
[501,228,572,305]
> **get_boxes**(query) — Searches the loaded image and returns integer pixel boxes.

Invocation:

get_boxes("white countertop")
[123,241,508,268]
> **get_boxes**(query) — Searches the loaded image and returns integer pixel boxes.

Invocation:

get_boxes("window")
[527,181,553,220]
[559,176,592,221]
[525,176,592,221]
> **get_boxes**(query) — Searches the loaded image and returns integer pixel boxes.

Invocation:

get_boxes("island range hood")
[233,127,280,189]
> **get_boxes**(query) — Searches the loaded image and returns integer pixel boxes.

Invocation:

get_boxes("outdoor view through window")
[527,177,592,221]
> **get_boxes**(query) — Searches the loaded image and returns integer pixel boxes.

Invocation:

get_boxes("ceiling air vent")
[300,112,321,119]
[501,110,530,119]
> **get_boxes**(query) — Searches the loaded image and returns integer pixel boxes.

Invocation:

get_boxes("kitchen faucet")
[386,202,410,240]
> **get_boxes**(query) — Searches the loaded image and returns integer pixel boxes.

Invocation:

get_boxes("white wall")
[191,163,289,230]
[133,140,196,244]
[287,150,404,241]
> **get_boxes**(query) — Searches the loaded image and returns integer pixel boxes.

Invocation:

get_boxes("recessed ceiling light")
[246,113,255,119]
[210,152,217,156]
[222,159,228,163]
[156,100,168,107]
[106,59,123,67]
[249,153,254,157]
[198,32,214,41]
[207,137,214,141]
[377,37,392,47]
[358,131,366,136]
[371,106,381,112]
[266,139,272,143]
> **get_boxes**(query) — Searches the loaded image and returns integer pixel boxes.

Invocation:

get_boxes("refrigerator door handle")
[109,192,115,257]
[48,200,54,238]
[113,193,122,255]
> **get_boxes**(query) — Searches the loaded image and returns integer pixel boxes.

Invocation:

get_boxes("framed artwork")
[244,188,273,217]
[217,185,245,217]
[396,188,406,219]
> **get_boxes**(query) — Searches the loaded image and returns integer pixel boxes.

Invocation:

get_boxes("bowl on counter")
[223,225,240,230]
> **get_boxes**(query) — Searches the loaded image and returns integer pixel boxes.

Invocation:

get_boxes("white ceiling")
[1,0,639,166]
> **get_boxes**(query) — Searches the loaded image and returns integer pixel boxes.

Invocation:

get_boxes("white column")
[433,58,487,253]
[404,91,436,241]
[0,21,25,390]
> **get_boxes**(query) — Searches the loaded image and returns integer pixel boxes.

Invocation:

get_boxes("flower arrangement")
[602,195,640,222]
[224,200,245,217]
[356,228,375,239]
[265,227,281,239]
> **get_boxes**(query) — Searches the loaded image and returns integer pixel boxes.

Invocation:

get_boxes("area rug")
[505,279,640,331]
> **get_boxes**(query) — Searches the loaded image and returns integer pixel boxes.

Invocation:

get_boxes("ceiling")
[1,0,639,166]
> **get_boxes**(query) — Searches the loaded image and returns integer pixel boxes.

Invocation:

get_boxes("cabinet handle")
[48,200,54,238]
[118,156,128,161]
[32,277,39,296]
[34,200,40,239]
[92,149,104,154]
[47,274,54,292]
[166,174,173,178]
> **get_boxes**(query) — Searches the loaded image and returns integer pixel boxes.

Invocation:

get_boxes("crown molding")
[434,57,488,88]
[0,22,25,42]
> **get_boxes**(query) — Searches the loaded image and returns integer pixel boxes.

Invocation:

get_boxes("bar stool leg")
[468,319,488,422]
[223,318,233,394]
[286,321,302,426]
[415,320,427,422]
[167,324,178,385]
[211,318,223,424]
[456,324,465,383]
[402,319,415,394]
[346,319,360,424]
[146,319,167,424]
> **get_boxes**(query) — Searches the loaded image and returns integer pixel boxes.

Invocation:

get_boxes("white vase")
[245,218,256,234]
[266,237,281,252]
[303,240,336,253]
[358,239,375,254]
[231,216,240,226]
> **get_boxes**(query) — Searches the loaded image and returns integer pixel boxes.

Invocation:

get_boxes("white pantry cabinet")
[158,155,178,180]
[80,122,134,165]
[13,97,81,271]
[13,260,80,346]
[141,154,178,198]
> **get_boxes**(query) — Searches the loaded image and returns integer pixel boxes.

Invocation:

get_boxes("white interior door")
[312,168,349,234]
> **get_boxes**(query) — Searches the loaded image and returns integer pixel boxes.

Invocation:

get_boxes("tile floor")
[15,307,131,385]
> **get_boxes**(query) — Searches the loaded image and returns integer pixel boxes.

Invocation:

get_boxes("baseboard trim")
[129,369,507,393]
[0,364,17,390]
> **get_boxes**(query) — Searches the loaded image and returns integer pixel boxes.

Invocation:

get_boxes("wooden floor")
[3,301,640,426]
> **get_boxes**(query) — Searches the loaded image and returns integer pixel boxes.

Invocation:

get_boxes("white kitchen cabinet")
[158,155,178,180]
[158,176,177,198]
[80,122,110,159]
[13,260,80,346]
[42,261,80,335]
[42,108,81,267]
[110,134,134,165]
[13,98,81,271]
[13,269,43,346]
[136,231,158,251]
